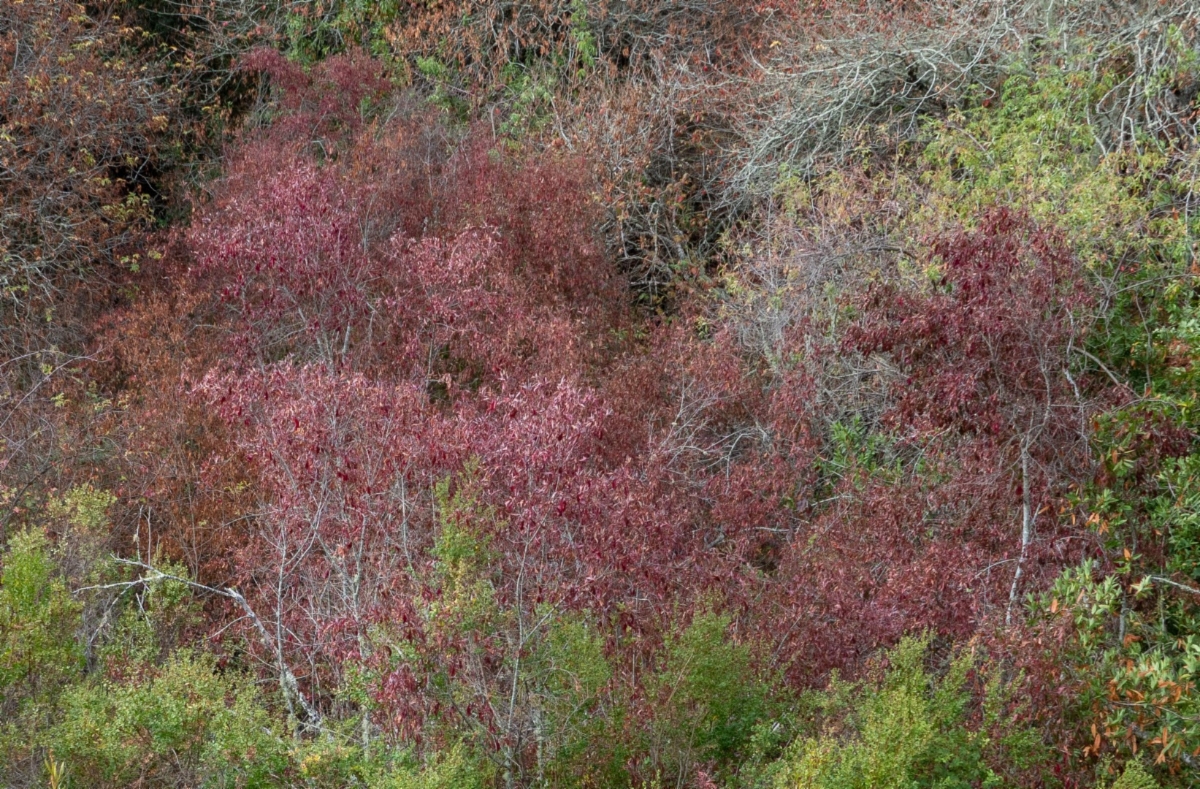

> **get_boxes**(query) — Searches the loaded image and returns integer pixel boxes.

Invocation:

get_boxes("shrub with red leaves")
[848,208,1092,449]
[727,209,1102,682]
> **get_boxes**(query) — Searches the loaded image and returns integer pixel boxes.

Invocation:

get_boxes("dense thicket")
[4,1,1200,787]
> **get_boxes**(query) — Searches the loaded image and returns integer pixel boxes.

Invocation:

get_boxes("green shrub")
[368,743,492,789]
[748,635,1043,789]
[1109,761,1160,789]
[0,529,82,698]
[648,611,769,781]
[0,529,84,775]
[48,651,290,788]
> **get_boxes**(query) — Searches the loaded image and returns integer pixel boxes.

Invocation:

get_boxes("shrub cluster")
[4,0,1200,787]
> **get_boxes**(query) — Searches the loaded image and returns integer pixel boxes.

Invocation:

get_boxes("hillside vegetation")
[3,0,1200,786]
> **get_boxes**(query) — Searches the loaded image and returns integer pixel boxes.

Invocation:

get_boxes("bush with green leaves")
[0,515,508,789]
[368,744,492,789]
[1035,556,1200,774]
[47,651,290,788]
[1109,761,1161,789]
[921,68,1143,252]
[737,635,1045,789]
[0,529,83,779]
[645,611,771,784]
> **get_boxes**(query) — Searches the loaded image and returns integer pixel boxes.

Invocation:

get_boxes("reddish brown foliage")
[720,210,1101,682]
[86,55,1112,782]
[0,0,176,311]
[848,209,1091,447]
[381,0,758,88]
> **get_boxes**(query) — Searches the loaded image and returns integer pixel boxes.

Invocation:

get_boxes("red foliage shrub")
[188,85,629,383]
[719,210,1100,683]
[847,208,1091,449]
[197,365,433,692]
[168,61,701,730]
[239,47,392,143]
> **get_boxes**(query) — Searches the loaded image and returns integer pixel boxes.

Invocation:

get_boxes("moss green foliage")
[0,529,83,760]
[0,523,293,788]
[371,744,492,789]
[47,484,115,534]
[47,652,289,787]
[0,510,505,788]
[925,71,1101,217]
[649,611,768,777]
[1109,761,1161,789]
[915,67,1187,270]
[739,636,1042,789]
